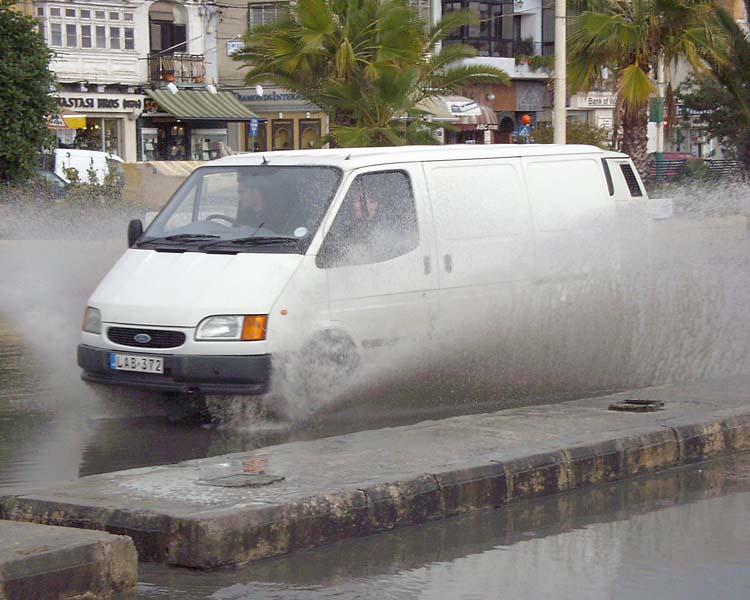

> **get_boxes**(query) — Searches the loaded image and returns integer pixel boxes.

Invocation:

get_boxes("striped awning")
[144,89,257,122]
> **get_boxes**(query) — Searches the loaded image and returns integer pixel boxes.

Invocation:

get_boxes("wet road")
[127,452,750,600]
[2,190,750,597]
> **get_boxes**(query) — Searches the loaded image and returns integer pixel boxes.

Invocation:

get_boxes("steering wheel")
[204,213,236,226]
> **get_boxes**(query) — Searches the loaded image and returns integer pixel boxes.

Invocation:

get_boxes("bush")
[533,121,612,149]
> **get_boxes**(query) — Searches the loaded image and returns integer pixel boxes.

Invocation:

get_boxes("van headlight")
[82,307,101,334]
[195,315,268,341]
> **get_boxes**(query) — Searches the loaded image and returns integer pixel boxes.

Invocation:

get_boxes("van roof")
[209,144,627,171]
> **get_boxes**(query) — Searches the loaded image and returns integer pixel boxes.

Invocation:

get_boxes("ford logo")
[134,333,152,344]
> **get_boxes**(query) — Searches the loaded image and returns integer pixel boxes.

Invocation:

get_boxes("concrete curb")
[0,520,137,600]
[2,394,750,569]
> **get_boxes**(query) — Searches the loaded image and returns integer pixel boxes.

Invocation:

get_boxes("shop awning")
[144,89,258,121]
[416,95,498,129]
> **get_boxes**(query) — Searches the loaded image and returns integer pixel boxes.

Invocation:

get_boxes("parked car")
[42,148,124,185]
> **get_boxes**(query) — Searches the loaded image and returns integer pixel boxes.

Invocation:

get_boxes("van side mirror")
[127,219,143,247]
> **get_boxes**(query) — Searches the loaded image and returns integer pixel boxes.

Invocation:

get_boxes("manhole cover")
[195,474,285,488]
[608,399,664,412]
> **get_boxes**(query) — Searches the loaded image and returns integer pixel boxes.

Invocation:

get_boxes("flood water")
[127,452,750,600]
[2,183,750,597]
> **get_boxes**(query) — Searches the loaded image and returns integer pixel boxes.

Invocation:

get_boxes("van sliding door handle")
[443,254,453,273]
[423,256,431,275]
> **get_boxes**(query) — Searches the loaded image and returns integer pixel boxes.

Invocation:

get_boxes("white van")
[51,148,124,184]
[77,145,648,404]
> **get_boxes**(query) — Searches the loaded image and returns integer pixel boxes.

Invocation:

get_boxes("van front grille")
[108,327,185,349]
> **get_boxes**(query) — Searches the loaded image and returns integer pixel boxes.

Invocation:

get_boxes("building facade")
[214,0,329,153]
[34,0,255,162]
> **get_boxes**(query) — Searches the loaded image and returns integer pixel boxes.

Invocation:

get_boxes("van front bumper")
[77,344,271,395]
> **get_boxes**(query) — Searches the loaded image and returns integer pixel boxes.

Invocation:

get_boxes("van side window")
[619,163,643,197]
[318,171,418,268]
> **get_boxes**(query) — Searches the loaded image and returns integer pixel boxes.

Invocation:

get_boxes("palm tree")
[680,7,750,171]
[568,0,719,176]
[235,0,509,146]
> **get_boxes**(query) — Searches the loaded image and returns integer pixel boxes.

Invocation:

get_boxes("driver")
[236,184,267,228]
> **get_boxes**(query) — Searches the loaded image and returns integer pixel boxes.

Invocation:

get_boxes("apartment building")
[36,0,254,162]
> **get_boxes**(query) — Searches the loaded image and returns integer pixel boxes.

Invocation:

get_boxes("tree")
[679,8,750,172]
[568,0,719,177]
[235,0,509,146]
[0,0,56,182]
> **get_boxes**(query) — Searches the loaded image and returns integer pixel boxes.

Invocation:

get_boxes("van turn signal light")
[242,315,268,341]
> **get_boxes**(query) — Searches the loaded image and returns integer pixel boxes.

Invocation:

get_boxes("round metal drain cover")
[608,399,664,412]
[195,474,285,488]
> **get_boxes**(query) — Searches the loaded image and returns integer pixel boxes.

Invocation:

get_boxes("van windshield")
[139,166,342,254]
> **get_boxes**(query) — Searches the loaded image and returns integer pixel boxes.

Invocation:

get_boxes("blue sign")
[249,118,259,136]
[519,124,531,138]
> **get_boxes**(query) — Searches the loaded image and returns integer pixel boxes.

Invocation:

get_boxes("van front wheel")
[298,332,359,406]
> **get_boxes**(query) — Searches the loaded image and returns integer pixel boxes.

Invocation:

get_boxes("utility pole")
[554,0,566,144]
[656,54,665,155]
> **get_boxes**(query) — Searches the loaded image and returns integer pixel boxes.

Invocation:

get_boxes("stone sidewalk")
[1,374,749,569]
[0,519,136,599]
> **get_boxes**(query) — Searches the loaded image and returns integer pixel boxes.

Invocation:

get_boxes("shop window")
[141,128,159,161]
[96,26,106,48]
[249,3,288,30]
[272,120,294,151]
[166,125,187,160]
[110,27,121,49]
[81,25,92,48]
[319,171,419,268]
[69,118,121,157]
[65,23,77,47]
[299,119,321,149]
[191,129,228,161]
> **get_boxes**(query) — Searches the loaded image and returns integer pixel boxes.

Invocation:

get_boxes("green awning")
[144,89,257,121]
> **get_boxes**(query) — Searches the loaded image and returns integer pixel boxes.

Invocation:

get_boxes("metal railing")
[148,53,206,83]
[444,38,554,59]
[649,158,747,183]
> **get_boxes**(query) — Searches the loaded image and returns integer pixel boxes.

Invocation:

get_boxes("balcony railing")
[148,53,206,83]
[444,38,555,59]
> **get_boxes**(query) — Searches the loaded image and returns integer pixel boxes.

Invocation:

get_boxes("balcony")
[444,38,555,59]
[148,53,206,84]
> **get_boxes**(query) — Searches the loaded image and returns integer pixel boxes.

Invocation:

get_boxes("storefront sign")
[585,95,616,107]
[234,87,319,112]
[55,93,145,115]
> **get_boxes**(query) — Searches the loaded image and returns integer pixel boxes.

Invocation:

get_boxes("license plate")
[109,353,164,374]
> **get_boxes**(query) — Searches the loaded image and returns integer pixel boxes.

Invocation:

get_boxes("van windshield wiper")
[136,234,220,247]
[198,236,301,250]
